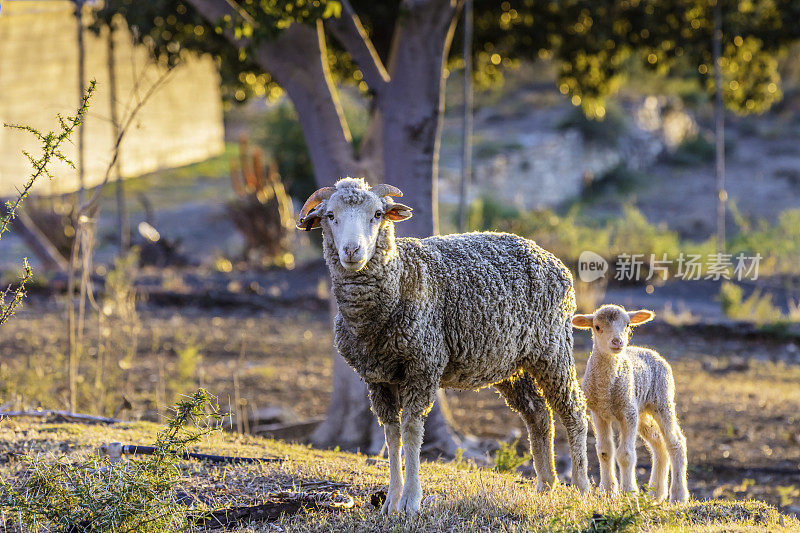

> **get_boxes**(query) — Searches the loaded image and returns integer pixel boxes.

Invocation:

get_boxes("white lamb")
[572,304,688,503]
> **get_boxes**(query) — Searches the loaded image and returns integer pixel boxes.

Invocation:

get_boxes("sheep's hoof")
[535,477,557,493]
[573,472,591,493]
[397,491,422,515]
[380,491,401,515]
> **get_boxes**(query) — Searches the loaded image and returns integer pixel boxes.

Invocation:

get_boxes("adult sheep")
[298,177,589,514]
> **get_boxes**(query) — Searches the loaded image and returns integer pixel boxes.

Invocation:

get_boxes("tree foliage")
[96,0,799,118]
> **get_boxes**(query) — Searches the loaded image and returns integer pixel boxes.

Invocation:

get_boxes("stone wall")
[0,1,224,197]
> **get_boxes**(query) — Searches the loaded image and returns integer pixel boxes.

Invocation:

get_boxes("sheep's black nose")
[343,243,360,259]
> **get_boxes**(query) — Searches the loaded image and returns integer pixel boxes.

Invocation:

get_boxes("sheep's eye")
[326,214,334,221]
[375,211,383,219]
[594,325,600,332]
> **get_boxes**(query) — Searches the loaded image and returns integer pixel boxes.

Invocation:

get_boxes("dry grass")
[0,419,796,532]
[2,302,800,518]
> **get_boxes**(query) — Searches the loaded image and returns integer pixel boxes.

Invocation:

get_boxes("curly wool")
[320,179,590,494]
[328,226,577,393]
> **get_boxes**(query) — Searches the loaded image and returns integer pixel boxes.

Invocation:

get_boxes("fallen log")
[0,410,119,424]
[195,491,355,529]
[98,442,282,464]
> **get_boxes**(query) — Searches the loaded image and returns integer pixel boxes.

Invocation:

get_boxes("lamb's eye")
[326,214,334,221]
[375,211,383,219]
[594,325,600,332]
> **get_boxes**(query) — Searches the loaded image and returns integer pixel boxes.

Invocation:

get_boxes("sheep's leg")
[495,373,558,491]
[638,414,669,502]
[368,384,402,514]
[591,412,618,495]
[397,384,436,514]
[654,405,689,503]
[382,423,403,513]
[532,354,590,492]
[616,413,639,494]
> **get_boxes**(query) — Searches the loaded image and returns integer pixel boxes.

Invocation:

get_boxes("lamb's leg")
[616,413,639,494]
[368,384,402,514]
[532,357,590,492]
[495,373,557,491]
[591,412,618,495]
[638,414,669,502]
[397,384,436,514]
[655,405,689,503]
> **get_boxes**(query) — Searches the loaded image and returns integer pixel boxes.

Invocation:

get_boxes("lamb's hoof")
[670,489,689,504]
[598,483,619,496]
[398,491,422,515]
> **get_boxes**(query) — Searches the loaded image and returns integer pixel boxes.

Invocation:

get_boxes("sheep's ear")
[297,186,335,231]
[385,203,412,222]
[298,206,324,231]
[571,314,594,329]
[628,309,655,326]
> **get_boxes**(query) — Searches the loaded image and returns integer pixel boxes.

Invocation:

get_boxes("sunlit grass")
[0,417,795,532]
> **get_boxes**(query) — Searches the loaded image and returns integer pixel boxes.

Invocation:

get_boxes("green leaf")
[322,1,342,19]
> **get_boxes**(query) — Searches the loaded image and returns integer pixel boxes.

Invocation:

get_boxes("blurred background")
[1,0,799,517]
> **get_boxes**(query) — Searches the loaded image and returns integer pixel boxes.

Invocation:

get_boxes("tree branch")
[184,0,359,183]
[325,0,390,93]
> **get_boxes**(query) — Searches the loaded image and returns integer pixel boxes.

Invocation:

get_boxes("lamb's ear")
[385,203,413,222]
[571,314,594,329]
[628,309,655,326]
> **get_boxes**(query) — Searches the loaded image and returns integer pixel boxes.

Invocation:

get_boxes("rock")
[250,405,297,426]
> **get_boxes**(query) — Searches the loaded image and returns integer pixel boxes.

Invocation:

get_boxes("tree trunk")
[379,1,460,238]
[713,1,726,253]
[185,0,463,457]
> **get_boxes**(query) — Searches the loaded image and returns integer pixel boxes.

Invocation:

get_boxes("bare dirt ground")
[3,284,799,517]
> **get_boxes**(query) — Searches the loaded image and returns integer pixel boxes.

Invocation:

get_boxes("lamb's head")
[572,304,654,354]
[297,177,412,272]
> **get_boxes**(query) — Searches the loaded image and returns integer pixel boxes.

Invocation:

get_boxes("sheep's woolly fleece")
[320,179,588,475]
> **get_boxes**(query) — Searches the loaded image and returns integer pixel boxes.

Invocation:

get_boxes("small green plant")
[668,133,715,166]
[98,249,141,400]
[171,340,203,395]
[453,447,473,471]
[464,194,522,232]
[492,438,530,473]
[669,133,735,166]
[556,103,628,146]
[776,485,798,507]
[554,492,656,533]
[719,281,785,326]
[729,208,800,276]
[582,164,646,200]
[0,389,219,532]
[0,81,95,327]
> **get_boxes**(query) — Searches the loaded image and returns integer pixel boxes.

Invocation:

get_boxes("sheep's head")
[572,304,654,354]
[297,177,412,272]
